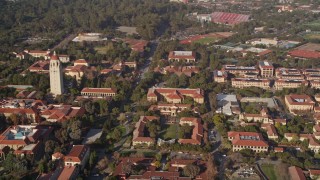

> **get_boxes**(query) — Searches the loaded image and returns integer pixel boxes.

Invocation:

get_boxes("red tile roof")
[147,87,203,100]
[74,59,88,64]
[168,51,196,60]
[211,12,250,25]
[258,50,273,56]
[81,88,116,94]
[288,50,320,59]
[228,131,269,147]
[309,169,320,176]
[41,105,85,122]
[101,69,113,74]
[28,61,50,72]
[124,38,148,52]
[64,145,89,163]
[58,166,77,180]
[288,166,306,180]
[178,117,203,145]
[285,94,315,106]
[133,116,159,143]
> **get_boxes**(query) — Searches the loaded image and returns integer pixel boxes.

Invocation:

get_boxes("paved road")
[52,34,77,50]
[140,41,158,80]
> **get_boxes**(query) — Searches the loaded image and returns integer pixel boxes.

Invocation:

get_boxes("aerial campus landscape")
[1,0,320,180]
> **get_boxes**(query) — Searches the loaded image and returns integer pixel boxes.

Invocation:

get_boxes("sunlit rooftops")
[6,125,38,140]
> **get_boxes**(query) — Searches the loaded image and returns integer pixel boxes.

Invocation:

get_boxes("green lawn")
[261,164,277,180]
[305,33,320,40]
[305,20,320,30]
[94,46,108,54]
[194,37,219,45]
[159,124,178,140]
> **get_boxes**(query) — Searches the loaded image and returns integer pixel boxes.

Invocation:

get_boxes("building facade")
[49,52,64,96]
[231,78,271,89]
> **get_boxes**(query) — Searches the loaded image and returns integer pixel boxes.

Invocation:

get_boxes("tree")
[154,161,161,168]
[89,151,97,168]
[69,120,82,141]
[166,74,179,88]
[118,113,126,124]
[112,128,122,141]
[178,74,188,87]
[45,140,58,155]
[183,164,200,178]
[155,153,162,161]
[38,160,47,174]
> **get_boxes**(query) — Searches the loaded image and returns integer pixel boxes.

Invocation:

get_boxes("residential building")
[305,74,320,81]
[178,117,203,145]
[196,14,212,22]
[222,65,259,77]
[49,52,64,96]
[285,94,315,113]
[227,131,269,152]
[132,116,159,147]
[246,38,279,47]
[274,79,308,90]
[100,69,114,75]
[74,59,89,66]
[310,80,320,89]
[24,50,50,58]
[258,61,274,77]
[52,152,64,161]
[278,74,305,80]
[288,166,306,180]
[28,61,50,73]
[17,50,69,62]
[276,5,294,13]
[213,70,228,83]
[65,59,90,81]
[309,169,320,179]
[216,94,240,115]
[231,78,271,89]
[159,66,199,77]
[0,106,39,123]
[275,68,301,78]
[57,166,79,180]
[41,104,85,122]
[261,124,279,140]
[124,38,148,53]
[302,69,320,75]
[239,107,272,123]
[148,103,193,117]
[64,145,90,170]
[113,157,208,180]
[284,133,320,152]
[0,125,52,158]
[147,87,204,104]
[65,65,87,81]
[168,51,196,63]
[80,88,116,98]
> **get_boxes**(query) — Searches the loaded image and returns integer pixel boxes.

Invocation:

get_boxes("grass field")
[261,164,277,180]
[305,20,320,30]
[94,46,108,54]
[305,33,320,40]
[159,124,178,140]
[194,37,219,45]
